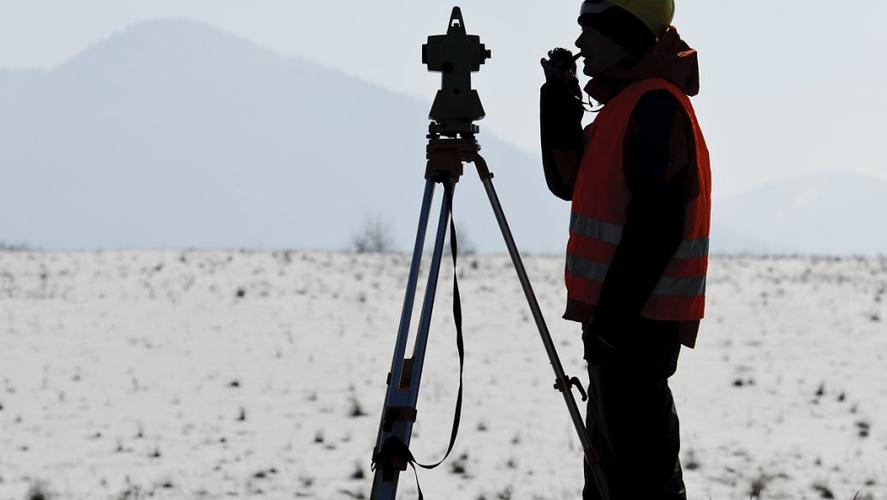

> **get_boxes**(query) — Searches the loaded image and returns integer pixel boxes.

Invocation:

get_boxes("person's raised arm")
[540,49,585,201]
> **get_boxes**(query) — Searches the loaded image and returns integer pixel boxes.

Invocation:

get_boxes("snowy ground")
[0,251,885,499]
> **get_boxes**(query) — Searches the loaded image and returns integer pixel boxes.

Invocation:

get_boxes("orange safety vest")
[565,77,711,340]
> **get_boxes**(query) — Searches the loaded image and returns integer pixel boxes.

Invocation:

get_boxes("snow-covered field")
[1,251,885,499]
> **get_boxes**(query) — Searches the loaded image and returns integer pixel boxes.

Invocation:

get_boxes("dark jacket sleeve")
[540,81,585,200]
[593,90,690,334]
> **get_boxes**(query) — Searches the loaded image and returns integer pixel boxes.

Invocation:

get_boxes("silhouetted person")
[540,1,711,498]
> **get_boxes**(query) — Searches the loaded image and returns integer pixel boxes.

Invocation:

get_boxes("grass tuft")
[26,480,52,500]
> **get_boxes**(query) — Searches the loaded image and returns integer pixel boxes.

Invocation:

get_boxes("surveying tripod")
[368,134,610,499]
[369,7,608,499]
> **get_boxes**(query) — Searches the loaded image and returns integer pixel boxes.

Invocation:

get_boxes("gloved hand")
[540,47,585,199]
[540,48,582,99]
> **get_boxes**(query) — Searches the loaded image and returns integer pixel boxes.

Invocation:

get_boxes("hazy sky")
[2,1,886,199]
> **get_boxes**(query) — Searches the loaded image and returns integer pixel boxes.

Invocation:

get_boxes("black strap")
[411,180,466,498]
[420,180,464,466]
[372,180,465,500]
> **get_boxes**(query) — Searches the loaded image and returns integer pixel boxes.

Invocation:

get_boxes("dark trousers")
[582,321,687,500]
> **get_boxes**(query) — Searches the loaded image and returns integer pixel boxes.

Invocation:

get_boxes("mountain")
[2,20,883,255]
[711,171,887,255]
[0,19,569,253]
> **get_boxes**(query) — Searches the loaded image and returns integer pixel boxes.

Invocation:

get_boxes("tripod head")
[423,7,491,138]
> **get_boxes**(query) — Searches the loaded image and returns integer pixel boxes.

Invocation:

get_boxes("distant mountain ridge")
[0,20,883,255]
[711,170,887,255]
[0,19,569,253]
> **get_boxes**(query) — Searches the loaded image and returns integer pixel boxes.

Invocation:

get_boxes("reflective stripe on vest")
[568,241,708,296]
[674,238,709,259]
[653,276,706,297]
[570,213,623,245]
[566,254,609,282]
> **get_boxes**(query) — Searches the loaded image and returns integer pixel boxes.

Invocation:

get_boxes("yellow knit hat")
[581,0,675,37]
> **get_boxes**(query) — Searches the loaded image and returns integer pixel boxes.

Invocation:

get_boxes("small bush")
[348,397,367,418]
[350,462,365,480]
[0,241,33,252]
[26,480,52,500]
[749,473,771,498]
[812,482,835,499]
[352,217,395,254]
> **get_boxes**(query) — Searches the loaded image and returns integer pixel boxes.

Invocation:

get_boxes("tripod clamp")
[371,435,413,481]
[371,395,421,482]
[425,134,493,184]
[554,375,588,402]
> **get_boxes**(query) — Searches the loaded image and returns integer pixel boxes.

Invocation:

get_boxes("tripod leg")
[407,180,455,405]
[478,174,611,500]
[388,180,436,390]
[371,180,454,500]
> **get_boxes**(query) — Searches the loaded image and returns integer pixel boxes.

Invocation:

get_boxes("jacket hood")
[584,27,699,103]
